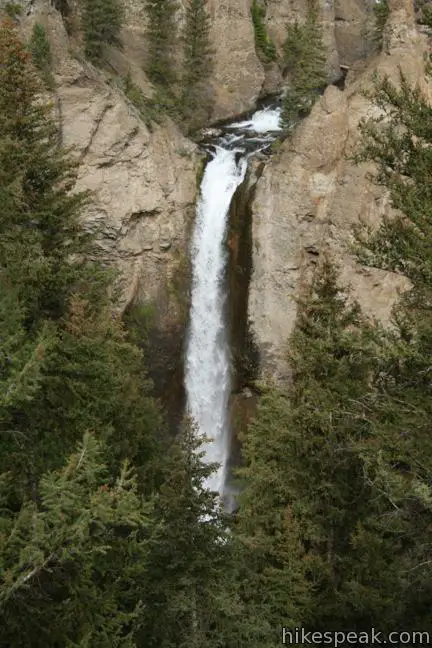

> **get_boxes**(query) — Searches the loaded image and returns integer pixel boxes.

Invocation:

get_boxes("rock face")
[9,0,387,128]
[248,0,425,381]
[3,0,428,390]
[207,0,265,121]
[266,0,341,81]
[17,0,198,329]
[334,0,376,66]
[265,0,379,84]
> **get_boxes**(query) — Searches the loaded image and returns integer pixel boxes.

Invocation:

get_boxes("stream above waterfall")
[184,104,283,504]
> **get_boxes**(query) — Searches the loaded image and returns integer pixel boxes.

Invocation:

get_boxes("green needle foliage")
[281,0,327,129]
[352,70,432,627]
[0,18,163,503]
[373,0,389,48]
[181,0,213,130]
[0,433,151,646]
[0,22,240,645]
[4,5,432,643]
[144,0,178,87]
[138,420,239,647]
[123,71,162,129]
[344,69,432,629]
[81,0,124,63]
[0,19,92,326]
[251,0,277,63]
[236,64,432,636]
[29,23,54,88]
[235,258,381,631]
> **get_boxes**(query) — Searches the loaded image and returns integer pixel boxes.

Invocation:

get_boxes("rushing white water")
[185,148,247,494]
[227,106,282,133]
[185,105,281,499]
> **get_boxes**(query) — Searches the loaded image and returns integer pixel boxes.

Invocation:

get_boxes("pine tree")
[351,69,432,630]
[180,0,213,129]
[81,0,124,63]
[0,433,151,646]
[373,0,389,49]
[281,0,327,129]
[138,419,244,648]
[144,0,178,87]
[234,388,312,646]
[29,23,53,88]
[0,18,98,325]
[235,258,385,630]
[0,20,164,504]
[251,0,277,63]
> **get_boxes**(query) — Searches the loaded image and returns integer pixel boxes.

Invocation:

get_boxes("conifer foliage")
[143,0,214,130]
[251,0,277,62]
[139,420,240,647]
[0,18,90,328]
[0,17,161,519]
[373,0,389,48]
[181,0,213,127]
[81,0,124,62]
[0,22,241,646]
[0,433,151,647]
[5,5,432,645]
[237,65,432,634]
[29,23,53,87]
[281,0,327,129]
[144,0,178,86]
[234,259,380,631]
[352,70,432,627]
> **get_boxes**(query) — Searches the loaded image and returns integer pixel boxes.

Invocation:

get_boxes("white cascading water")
[185,105,282,499]
[227,107,282,134]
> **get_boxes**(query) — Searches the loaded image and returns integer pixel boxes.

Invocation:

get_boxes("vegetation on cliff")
[251,0,277,63]
[281,0,327,129]
[0,21,238,646]
[237,67,432,633]
[2,6,432,645]
[81,0,124,62]
[180,0,214,130]
[373,0,389,48]
[29,23,53,88]
[144,0,178,87]
[144,0,214,130]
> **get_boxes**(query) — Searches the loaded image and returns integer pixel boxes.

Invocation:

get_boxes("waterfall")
[185,105,282,499]
[185,148,247,494]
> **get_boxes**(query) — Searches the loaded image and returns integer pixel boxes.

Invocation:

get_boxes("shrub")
[81,0,124,63]
[281,0,326,129]
[251,0,277,62]
[373,0,389,48]
[4,3,22,19]
[29,23,54,87]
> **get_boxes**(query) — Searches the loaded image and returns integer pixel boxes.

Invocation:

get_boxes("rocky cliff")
[248,0,426,380]
[12,0,198,332]
[2,0,429,388]
[5,0,382,321]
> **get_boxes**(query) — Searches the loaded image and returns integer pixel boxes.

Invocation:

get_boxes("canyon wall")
[12,0,199,331]
[248,0,427,380]
[2,0,429,387]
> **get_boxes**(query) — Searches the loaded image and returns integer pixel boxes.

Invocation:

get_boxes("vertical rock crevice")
[225,160,264,493]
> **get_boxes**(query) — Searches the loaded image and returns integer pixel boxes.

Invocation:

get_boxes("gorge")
[2,0,432,643]
[4,0,422,488]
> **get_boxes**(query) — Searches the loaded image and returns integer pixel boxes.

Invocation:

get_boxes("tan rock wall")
[18,1,199,328]
[248,5,427,380]
[265,0,340,81]
[207,0,266,121]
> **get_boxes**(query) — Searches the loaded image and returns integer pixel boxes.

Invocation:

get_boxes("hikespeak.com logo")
[282,628,431,646]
